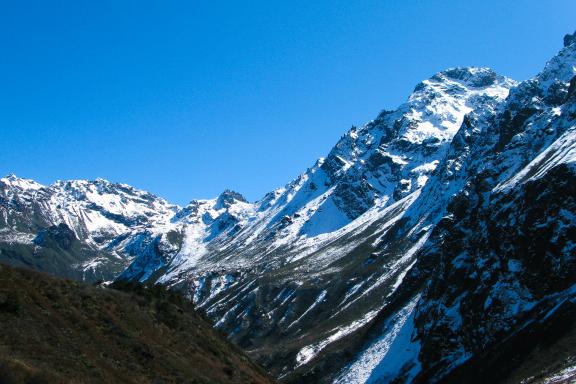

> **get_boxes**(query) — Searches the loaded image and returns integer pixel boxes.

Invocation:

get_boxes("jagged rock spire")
[564,30,576,47]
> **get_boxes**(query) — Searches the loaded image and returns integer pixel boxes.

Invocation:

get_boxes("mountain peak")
[410,66,516,105]
[564,30,576,47]
[531,35,576,99]
[1,174,44,190]
[216,189,247,209]
[431,67,506,88]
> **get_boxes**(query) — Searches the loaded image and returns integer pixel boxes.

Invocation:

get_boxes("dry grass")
[0,263,274,384]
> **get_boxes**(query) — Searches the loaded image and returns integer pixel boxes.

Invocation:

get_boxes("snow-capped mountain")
[326,33,576,384]
[119,66,513,280]
[110,65,515,379]
[0,176,178,280]
[1,31,575,384]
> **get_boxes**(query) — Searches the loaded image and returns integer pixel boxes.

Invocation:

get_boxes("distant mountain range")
[1,31,575,384]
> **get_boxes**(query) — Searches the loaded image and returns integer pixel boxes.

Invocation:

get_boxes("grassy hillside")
[0,263,274,384]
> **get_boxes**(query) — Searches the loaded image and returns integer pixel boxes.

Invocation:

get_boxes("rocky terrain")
[1,32,575,383]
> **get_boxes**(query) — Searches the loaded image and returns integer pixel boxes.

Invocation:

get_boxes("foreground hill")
[0,263,273,384]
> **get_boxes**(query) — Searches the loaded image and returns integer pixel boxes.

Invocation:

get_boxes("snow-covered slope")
[120,66,513,279]
[114,66,517,378]
[304,31,576,384]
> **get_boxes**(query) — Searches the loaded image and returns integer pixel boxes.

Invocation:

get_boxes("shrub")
[0,290,20,314]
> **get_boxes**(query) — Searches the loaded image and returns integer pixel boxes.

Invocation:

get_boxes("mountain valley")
[1,31,575,384]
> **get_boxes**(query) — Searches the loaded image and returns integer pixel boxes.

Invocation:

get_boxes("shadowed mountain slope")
[0,263,274,384]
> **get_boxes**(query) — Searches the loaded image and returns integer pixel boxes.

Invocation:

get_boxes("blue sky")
[1,1,574,204]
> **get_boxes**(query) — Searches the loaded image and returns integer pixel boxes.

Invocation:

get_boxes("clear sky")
[1,1,574,204]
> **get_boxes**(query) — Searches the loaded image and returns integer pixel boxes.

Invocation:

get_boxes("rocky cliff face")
[2,32,575,384]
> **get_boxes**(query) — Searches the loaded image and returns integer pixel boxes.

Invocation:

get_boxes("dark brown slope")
[0,263,274,384]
